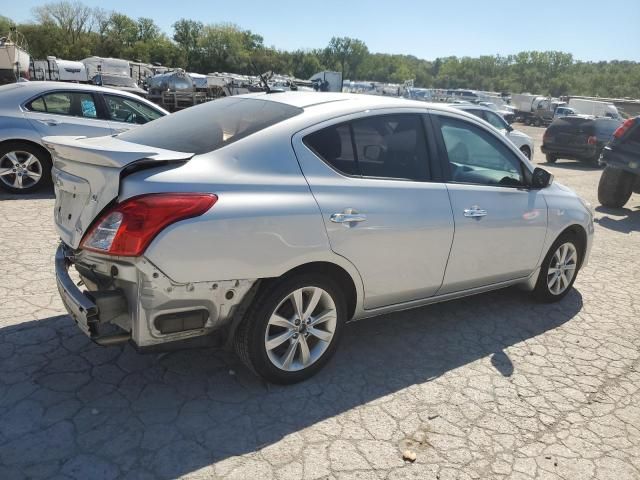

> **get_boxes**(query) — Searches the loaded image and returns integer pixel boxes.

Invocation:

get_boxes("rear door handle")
[330,212,367,224]
[463,206,487,218]
[36,118,60,126]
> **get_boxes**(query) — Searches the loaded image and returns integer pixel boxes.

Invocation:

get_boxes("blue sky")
[3,0,639,61]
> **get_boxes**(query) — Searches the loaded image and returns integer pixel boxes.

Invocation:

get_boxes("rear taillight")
[81,193,217,256]
[587,135,597,145]
[613,118,636,139]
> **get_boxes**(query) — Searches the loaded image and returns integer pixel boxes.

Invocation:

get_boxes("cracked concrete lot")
[0,124,639,479]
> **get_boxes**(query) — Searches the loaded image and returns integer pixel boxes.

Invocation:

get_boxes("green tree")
[172,18,203,70]
[0,15,14,35]
[32,1,97,45]
[324,36,368,79]
[137,17,159,43]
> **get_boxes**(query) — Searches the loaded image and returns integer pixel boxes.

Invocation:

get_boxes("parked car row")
[0,82,167,193]
[48,92,594,383]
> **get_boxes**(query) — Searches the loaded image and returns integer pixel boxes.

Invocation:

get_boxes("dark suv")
[598,116,640,208]
[541,116,622,165]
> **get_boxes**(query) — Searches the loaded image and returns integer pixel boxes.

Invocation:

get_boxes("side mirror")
[505,124,514,132]
[363,144,382,162]
[531,167,553,188]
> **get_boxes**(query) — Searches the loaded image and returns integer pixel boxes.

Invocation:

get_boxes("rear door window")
[304,124,357,175]
[304,114,430,181]
[351,115,429,180]
[27,92,98,119]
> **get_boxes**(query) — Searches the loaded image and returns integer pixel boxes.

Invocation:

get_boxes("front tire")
[520,146,531,160]
[598,166,634,208]
[533,233,582,303]
[0,142,52,194]
[234,273,346,384]
[545,154,558,164]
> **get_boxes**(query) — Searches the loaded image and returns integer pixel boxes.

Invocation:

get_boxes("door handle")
[330,212,367,224]
[463,206,488,218]
[36,118,60,126]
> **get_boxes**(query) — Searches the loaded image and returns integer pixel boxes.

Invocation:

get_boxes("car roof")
[237,91,471,117]
[1,81,144,99]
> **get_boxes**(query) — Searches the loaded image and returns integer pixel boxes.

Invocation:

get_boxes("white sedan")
[452,103,535,160]
[0,81,167,193]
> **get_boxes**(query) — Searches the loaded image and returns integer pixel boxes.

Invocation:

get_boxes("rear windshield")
[118,97,303,154]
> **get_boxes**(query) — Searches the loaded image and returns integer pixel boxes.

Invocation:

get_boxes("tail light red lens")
[587,135,597,145]
[613,118,636,139]
[81,193,217,257]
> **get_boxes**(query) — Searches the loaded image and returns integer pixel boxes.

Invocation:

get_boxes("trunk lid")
[43,135,193,248]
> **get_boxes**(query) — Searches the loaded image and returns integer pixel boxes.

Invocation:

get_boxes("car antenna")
[251,61,271,94]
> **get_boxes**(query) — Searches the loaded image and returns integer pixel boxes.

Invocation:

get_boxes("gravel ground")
[0,124,638,479]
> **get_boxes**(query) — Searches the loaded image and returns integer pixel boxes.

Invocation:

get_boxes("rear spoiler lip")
[120,157,190,180]
[42,135,195,168]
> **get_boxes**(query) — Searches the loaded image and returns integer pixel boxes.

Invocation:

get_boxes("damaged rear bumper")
[55,243,255,348]
[55,243,130,345]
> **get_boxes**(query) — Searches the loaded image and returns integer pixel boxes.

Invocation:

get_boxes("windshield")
[118,96,303,154]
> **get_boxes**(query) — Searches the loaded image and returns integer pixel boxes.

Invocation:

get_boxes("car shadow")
[595,205,640,233]
[0,189,55,201]
[0,287,583,478]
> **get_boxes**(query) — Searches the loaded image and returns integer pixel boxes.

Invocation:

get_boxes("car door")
[292,111,454,310]
[23,90,112,138]
[102,94,165,134]
[430,112,548,294]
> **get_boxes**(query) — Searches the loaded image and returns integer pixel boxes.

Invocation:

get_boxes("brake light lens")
[587,135,597,145]
[81,193,217,256]
[613,118,636,139]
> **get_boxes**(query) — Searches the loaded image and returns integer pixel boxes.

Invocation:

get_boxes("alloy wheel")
[264,286,337,372]
[547,242,577,295]
[0,151,43,190]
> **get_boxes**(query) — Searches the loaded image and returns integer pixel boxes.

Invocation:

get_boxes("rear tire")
[545,154,557,164]
[533,232,582,303]
[0,141,52,194]
[234,273,346,384]
[519,146,531,160]
[598,166,634,208]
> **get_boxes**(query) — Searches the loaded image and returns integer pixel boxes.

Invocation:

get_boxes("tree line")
[1,1,639,98]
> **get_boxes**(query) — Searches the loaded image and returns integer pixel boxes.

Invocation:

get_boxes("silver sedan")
[0,81,167,193]
[47,93,594,383]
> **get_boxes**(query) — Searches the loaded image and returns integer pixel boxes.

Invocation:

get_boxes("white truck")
[568,98,621,119]
[31,57,88,82]
[512,93,566,126]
